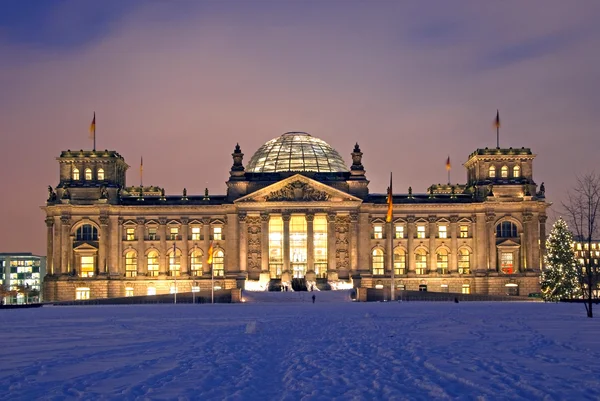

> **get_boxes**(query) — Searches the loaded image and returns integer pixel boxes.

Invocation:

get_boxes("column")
[306,212,314,272]
[181,217,189,275]
[539,214,547,270]
[225,214,238,274]
[238,213,247,273]
[450,216,458,273]
[159,217,167,275]
[261,212,269,272]
[386,221,394,274]
[428,216,436,273]
[471,214,478,271]
[99,215,109,275]
[282,212,291,273]
[69,234,75,275]
[531,213,540,272]
[60,215,70,274]
[115,217,123,276]
[202,217,211,274]
[486,213,496,271]
[523,212,533,271]
[327,212,336,272]
[135,217,145,276]
[475,213,487,272]
[45,217,54,275]
[407,216,415,272]
[350,212,359,272]
[53,216,62,275]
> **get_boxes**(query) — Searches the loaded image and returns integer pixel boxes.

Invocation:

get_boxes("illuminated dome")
[246,132,349,173]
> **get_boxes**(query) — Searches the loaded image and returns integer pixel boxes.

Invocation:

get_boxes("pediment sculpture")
[265,181,330,202]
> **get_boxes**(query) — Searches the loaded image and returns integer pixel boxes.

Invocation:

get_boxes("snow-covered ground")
[1,301,599,400]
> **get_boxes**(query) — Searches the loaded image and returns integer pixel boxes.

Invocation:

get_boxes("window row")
[373,224,471,239]
[371,248,472,275]
[72,167,104,181]
[124,226,222,241]
[488,164,520,179]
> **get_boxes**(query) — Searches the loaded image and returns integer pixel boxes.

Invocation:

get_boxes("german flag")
[386,173,393,223]
[446,156,451,171]
[89,112,96,139]
[207,242,214,265]
[494,110,500,129]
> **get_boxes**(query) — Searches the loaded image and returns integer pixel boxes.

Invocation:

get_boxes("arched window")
[496,221,518,238]
[147,251,159,277]
[489,165,496,178]
[97,168,105,180]
[458,249,471,274]
[393,248,406,275]
[190,249,203,276]
[76,224,98,241]
[168,248,181,276]
[85,168,92,180]
[372,248,384,275]
[213,249,224,277]
[415,249,427,275]
[437,249,449,273]
[125,251,137,277]
[513,165,520,178]
[501,165,508,178]
[72,167,80,180]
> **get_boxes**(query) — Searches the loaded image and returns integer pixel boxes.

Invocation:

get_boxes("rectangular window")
[148,227,157,240]
[417,225,426,239]
[76,287,90,300]
[80,256,95,277]
[290,215,307,278]
[373,225,383,239]
[462,285,471,294]
[213,227,222,241]
[395,225,404,239]
[394,251,406,275]
[169,227,179,240]
[269,216,283,278]
[438,225,447,238]
[416,253,427,274]
[440,284,449,293]
[191,227,201,241]
[501,252,514,274]
[125,288,134,297]
[147,287,156,296]
[460,225,468,238]
[126,228,135,241]
[313,215,328,278]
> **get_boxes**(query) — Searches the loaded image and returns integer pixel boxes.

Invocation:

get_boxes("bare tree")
[563,172,600,318]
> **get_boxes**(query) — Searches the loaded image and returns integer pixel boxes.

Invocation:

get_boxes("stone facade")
[43,134,549,301]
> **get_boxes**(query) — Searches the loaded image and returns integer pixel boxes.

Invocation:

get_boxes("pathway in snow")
[0,302,599,400]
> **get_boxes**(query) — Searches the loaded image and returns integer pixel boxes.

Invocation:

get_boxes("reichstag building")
[43,132,549,301]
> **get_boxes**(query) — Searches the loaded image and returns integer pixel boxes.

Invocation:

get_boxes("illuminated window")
[438,225,447,239]
[148,227,157,240]
[577,243,582,251]
[505,283,519,296]
[489,165,496,178]
[191,227,201,241]
[460,225,469,238]
[395,225,404,239]
[97,168,105,180]
[190,249,203,276]
[85,168,92,180]
[75,287,90,300]
[393,248,406,275]
[441,284,449,293]
[415,249,427,274]
[513,165,520,178]
[313,215,328,278]
[458,249,471,274]
[126,228,135,241]
[290,215,307,278]
[501,165,508,178]
[213,249,224,277]
[125,251,137,277]
[501,252,514,274]
[496,221,518,238]
[147,287,156,296]
[169,227,179,240]
[417,225,426,239]
[76,224,98,241]
[462,284,470,294]
[437,249,449,273]
[169,248,181,276]
[125,287,134,297]
[147,251,159,277]
[80,256,95,277]
[373,225,383,239]
[73,168,80,180]
[372,248,384,275]
[269,216,283,278]
[213,227,222,241]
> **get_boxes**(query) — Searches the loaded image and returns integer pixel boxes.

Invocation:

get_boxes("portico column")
[306,212,314,273]
[181,217,189,275]
[69,234,75,276]
[327,212,337,272]
[136,217,145,276]
[238,213,247,273]
[60,215,70,274]
[486,213,496,271]
[350,212,359,272]
[116,217,123,276]
[202,217,211,274]
[45,217,54,275]
[406,216,415,272]
[386,221,394,274]
[282,212,291,273]
[539,214,548,270]
[261,212,269,273]
[523,212,534,271]
[158,217,167,275]
[53,216,62,275]
[450,216,458,273]
[428,216,436,273]
[99,215,109,275]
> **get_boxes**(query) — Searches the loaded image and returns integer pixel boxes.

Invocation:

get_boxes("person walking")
[312,294,316,304]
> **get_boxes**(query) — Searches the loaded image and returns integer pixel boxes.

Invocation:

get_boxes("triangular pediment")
[73,242,98,251]
[497,239,521,248]
[235,174,363,203]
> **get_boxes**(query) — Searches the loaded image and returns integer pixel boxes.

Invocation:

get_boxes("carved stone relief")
[265,181,330,202]
[246,216,262,270]
[335,215,351,270]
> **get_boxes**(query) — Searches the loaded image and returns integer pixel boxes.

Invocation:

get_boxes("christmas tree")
[540,218,580,301]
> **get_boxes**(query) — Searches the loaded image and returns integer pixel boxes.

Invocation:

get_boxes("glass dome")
[246,132,349,173]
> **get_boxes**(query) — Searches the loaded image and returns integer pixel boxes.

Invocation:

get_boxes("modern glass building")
[0,253,46,303]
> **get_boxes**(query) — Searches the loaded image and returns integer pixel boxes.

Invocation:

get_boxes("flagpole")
[140,156,143,188]
[211,263,214,304]
[495,110,500,149]
[173,242,177,304]
[388,172,395,302]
